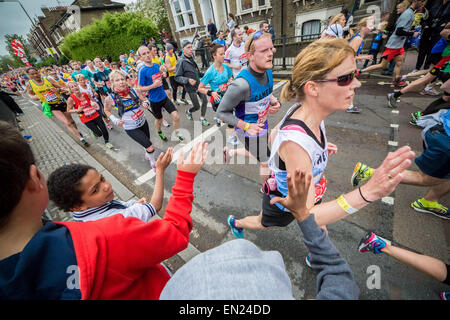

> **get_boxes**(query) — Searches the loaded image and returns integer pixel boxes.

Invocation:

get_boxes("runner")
[361,0,421,88]
[197,43,233,128]
[66,81,114,150]
[346,16,375,113]
[84,59,97,74]
[164,43,184,106]
[104,70,157,170]
[388,23,450,108]
[225,39,415,251]
[224,28,248,78]
[217,31,280,183]
[175,40,210,126]
[136,45,184,142]
[25,66,88,147]
[71,61,97,91]
[93,57,114,129]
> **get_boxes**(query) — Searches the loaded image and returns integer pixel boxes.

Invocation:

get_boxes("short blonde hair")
[74,74,85,82]
[280,38,355,102]
[108,70,126,90]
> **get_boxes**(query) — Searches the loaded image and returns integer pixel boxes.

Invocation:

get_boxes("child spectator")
[47,148,173,222]
[0,119,208,300]
[363,21,389,69]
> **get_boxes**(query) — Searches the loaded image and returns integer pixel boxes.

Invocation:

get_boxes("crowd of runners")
[0,0,449,301]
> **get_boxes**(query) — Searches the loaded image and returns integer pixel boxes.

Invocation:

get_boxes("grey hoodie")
[160,214,360,300]
[174,54,203,93]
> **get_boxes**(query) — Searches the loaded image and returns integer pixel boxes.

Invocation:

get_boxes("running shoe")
[175,131,184,142]
[185,110,193,120]
[181,99,189,105]
[89,130,98,140]
[162,119,170,127]
[213,116,222,127]
[227,136,240,146]
[440,292,450,300]
[351,162,373,187]
[387,93,400,108]
[406,69,418,76]
[227,215,244,238]
[201,118,210,127]
[346,106,361,113]
[144,152,157,172]
[410,198,449,220]
[411,111,422,121]
[106,122,113,130]
[420,87,440,96]
[158,132,168,141]
[409,118,421,127]
[105,142,114,149]
[80,138,90,147]
[305,252,312,268]
[390,81,407,88]
[358,231,389,254]
[223,146,232,164]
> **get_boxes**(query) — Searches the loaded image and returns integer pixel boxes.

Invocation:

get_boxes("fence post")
[282,35,286,70]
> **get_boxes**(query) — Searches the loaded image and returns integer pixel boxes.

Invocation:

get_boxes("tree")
[60,11,158,62]
[125,0,171,33]
[4,34,36,66]
[0,55,21,72]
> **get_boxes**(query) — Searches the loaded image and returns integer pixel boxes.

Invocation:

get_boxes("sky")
[0,0,136,58]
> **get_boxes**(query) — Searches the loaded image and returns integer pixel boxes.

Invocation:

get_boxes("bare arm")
[150,148,173,211]
[66,97,79,113]
[26,82,40,101]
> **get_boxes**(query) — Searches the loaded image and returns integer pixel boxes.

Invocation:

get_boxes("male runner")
[137,45,184,142]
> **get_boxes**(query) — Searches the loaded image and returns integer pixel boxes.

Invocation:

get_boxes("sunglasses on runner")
[316,70,360,86]
[248,31,263,50]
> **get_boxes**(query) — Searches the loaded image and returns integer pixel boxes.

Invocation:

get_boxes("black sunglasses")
[316,70,360,86]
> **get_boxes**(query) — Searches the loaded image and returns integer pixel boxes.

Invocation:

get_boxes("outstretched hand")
[177,141,208,174]
[361,146,415,201]
[155,147,174,172]
[270,169,312,222]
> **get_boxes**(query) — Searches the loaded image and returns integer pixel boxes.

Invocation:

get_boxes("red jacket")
[55,170,196,300]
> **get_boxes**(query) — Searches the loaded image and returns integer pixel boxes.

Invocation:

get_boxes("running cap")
[325,24,344,38]
[159,239,295,299]
[182,40,192,48]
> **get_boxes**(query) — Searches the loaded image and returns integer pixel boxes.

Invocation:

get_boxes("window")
[301,19,321,41]
[238,0,270,13]
[171,0,198,30]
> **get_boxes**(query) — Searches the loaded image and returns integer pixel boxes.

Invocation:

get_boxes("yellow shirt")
[166,54,177,77]
[29,77,61,104]
[152,57,160,66]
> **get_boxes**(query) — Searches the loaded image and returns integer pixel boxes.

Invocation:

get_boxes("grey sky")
[0,0,135,58]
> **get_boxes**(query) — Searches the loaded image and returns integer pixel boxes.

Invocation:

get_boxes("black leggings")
[84,116,109,143]
[169,76,185,101]
[421,97,449,116]
[188,91,208,117]
[125,121,152,149]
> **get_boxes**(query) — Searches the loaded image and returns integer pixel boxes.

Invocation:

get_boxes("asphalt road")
[21,76,449,300]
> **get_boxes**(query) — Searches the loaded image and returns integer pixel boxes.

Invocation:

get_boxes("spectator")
[0,119,208,300]
[160,170,360,300]
[227,13,237,33]
[259,21,269,33]
[342,8,354,34]
[363,21,389,69]
[207,18,218,42]
[195,34,209,70]
[321,13,346,39]
[213,31,227,48]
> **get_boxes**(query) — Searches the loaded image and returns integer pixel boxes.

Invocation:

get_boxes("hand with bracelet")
[239,119,263,136]
[312,146,415,227]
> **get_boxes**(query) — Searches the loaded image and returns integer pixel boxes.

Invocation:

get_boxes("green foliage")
[125,0,171,32]
[35,56,58,68]
[0,55,21,72]
[60,12,158,62]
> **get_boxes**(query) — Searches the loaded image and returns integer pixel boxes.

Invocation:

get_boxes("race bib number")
[131,108,144,121]
[83,107,96,117]
[43,90,58,103]
[239,53,248,66]
[152,72,161,83]
[257,105,270,125]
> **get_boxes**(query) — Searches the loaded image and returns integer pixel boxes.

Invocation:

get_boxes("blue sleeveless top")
[350,34,364,56]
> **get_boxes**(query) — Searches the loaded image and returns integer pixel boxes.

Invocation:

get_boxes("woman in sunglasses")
[226,39,415,249]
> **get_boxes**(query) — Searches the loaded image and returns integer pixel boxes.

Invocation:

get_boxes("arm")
[278,141,415,227]
[174,59,189,85]
[66,97,79,114]
[165,56,176,73]
[104,95,124,126]
[270,169,359,300]
[26,82,40,101]
[150,148,173,212]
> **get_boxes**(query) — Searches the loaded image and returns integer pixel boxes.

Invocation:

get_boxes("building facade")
[28,0,125,60]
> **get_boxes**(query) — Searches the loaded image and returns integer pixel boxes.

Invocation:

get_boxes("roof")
[71,0,126,10]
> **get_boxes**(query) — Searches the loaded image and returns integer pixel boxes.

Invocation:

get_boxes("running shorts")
[261,193,322,228]
[150,97,177,120]
[49,101,67,112]
[236,132,270,163]
[430,52,444,66]
[414,125,450,179]
[381,47,405,61]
